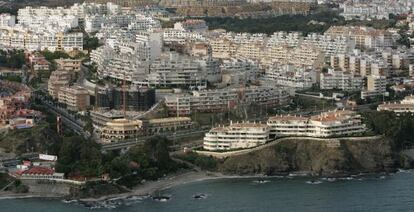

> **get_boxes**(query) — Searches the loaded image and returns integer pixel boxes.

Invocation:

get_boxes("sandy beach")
[0,170,224,202]
[79,171,222,203]
[0,170,276,202]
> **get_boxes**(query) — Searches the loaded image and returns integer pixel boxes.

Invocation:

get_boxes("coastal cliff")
[217,137,397,177]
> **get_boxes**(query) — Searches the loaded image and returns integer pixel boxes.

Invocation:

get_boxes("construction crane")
[123,73,127,117]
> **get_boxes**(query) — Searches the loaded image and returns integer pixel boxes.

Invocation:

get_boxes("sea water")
[1,170,414,212]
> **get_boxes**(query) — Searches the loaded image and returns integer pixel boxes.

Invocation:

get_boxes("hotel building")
[377,95,414,113]
[143,117,194,135]
[267,110,366,138]
[99,116,194,142]
[101,118,143,142]
[264,64,316,89]
[320,69,363,91]
[203,122,270,151]
[165,86,289,116]
[57,86,90,111]
[325,26,393,49]
[361,75,388,100]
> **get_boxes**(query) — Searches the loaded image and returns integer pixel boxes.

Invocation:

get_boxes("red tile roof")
[22,167,55,176]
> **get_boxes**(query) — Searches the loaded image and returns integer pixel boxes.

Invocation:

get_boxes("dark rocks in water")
[306,180,322,185]
[253,179,270,184]
[152,195,170,202]
[193,193,207,199]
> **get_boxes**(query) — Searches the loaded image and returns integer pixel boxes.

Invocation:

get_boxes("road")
[100,129,207,151]
[32,93,89,138]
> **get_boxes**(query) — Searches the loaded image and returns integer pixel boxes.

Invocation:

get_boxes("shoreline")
[0,169,404,203]
[79,171,223,202]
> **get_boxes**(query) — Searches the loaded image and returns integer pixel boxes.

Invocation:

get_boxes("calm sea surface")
[2,171,414,212]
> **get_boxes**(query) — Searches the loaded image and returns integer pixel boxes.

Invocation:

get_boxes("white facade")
[163,29,206,44]
[320,69,363,91]
[136,31,163,61]
[267,110,366,138]
[378,95,414,113]
[221,58,259,85]
[0,5,86,52]
[340,1,413,21]
[165,86,289,116]
[0,14,16,27]
[91,45,149,82]
[204,122,270,151]
[264,64,316,89]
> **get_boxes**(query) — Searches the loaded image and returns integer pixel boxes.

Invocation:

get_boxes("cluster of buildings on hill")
[0,7,83,52]
[340,0,414,21]
[204,110,366,151]
[0,2,160,52]
[2,1,414,145]
[88,15,414,101]
[0,81,42,129]
[164,86,289,116]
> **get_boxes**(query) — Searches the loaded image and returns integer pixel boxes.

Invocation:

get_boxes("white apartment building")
[209,38,237,59]
[12,6,84,54]
[268,32,354,56]
[264,64,316,89]
[127,14,161,31]
[340,1,413,21]
[325,26,394,49]
[91,45,149,83]
[163,29,206,44]
[203,122,270,151]
[377,95,414,113]
[146,52,220,87]
[146,53,216,87]
[17,6,79,32]
[84,15,105,33]
[267,110,366,138]
[320,69,363,91]
[209,33,328,68]
[135,31,163,61]
[0,14,16,27]
[330,51,390,77]
[165,86,289,116]
[221,58,259,85]
[0,28,83,52]
[361,75,388,100]
[92,46,220,86]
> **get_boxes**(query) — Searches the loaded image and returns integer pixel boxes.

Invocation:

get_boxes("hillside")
[217,137,397,177]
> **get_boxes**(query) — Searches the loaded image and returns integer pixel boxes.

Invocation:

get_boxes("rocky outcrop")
[218,137,397,177]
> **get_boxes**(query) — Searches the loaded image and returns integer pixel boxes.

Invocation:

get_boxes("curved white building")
[203,122,270,151]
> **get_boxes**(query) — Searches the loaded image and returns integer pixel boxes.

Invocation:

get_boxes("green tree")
[84,36,100,51]
[41,50,70,61]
